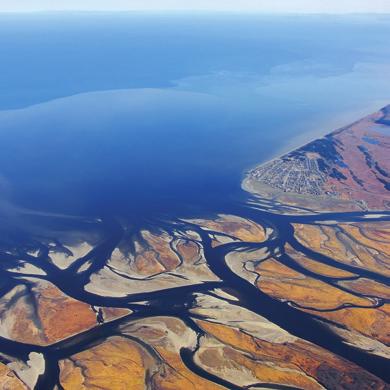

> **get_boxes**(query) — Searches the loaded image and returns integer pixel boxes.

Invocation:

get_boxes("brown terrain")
[245,105,390,211]
[0,279,130,346]
[1,107,389,389]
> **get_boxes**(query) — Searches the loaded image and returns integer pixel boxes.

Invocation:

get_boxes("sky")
[1,0,390,13]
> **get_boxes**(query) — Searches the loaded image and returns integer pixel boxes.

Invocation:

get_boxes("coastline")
[242,101,390,181]
[241,103,390,212]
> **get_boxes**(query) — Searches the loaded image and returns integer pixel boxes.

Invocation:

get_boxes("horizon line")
[1,9,390,15]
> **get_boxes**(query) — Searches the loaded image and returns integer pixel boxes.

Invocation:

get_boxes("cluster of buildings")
[250,154,327,196]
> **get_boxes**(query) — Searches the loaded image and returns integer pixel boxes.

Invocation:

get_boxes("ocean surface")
[1,13,390,221]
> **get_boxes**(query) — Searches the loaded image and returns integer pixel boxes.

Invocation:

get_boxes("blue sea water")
[0,13,390,219]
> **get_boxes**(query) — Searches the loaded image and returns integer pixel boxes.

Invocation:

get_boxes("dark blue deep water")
[1,13,390,219]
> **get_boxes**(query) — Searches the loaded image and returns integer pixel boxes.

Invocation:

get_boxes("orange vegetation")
[152,348,222,390]
[0,364,26,390]
[339,278,390,300]
[129,231,181,277]
[293,223,390,277]
[285,244,356,278]
[143,231,181,270]
[176,240,200,263]
[126,317,224,389]
[34,283,98,344]
[59,336,147,389]
[254,258,390,346]
[99,307,132,322]
[305,304,390,345]
[323,111,390,210]
[134,250,166,275]
[200,343,322,389]
[195,320,386,389]
[255,259,372,309]
[1,281,131,346]
[190,215,266,245]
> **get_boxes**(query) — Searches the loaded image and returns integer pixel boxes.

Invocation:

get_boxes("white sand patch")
[0,286,29,340]
[363,214,387,219]
[8,262,46,276]
[195,335,324,389]
[122,316,197,353]
[77,260,92,273]
[212,288,239,302]
[225,247,270,285]
[8,352,45,389]
[195,336,257,386]
[27,249,40,257]
[85,238,219,298]
[85,265,216,298]
[191,293,297,344]
[329,325,390,359]
[50,242,93,269]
